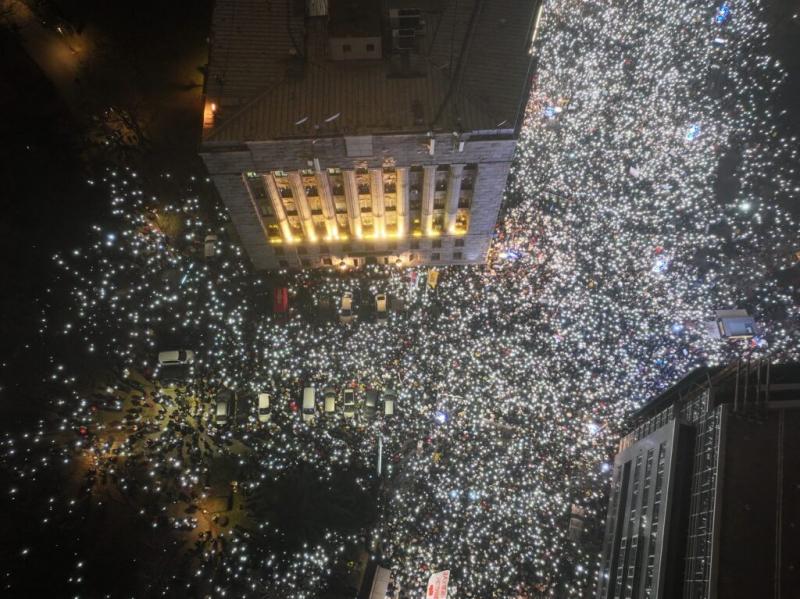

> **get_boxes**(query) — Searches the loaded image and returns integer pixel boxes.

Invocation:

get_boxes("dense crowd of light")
[2,0,799,597]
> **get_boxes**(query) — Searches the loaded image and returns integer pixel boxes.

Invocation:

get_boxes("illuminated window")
[308,196,323,213]
[266,222,281,241]
[455,209,470,233]
[432,213,445,232]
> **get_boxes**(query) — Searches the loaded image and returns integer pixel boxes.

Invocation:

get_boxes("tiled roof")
[203,0,538,143]
[206,0,305,101]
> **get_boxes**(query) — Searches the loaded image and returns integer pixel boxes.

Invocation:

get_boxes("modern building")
[199,0,541,270]
[596,360,800,599]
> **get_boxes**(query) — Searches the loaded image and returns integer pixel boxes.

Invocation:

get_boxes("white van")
[342,388,356,418]
[215,399,229,425]
[302,387,316,423]
[257,393,270,423]
[204,234,218,258]
[323,387,336,414]
[375,294,388,324]
[383,389,397,416]
[339,292,355,324]
[158,350,195,366]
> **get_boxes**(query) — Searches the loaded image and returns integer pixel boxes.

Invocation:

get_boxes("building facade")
[597,360,800,599]
[200,0,541,270]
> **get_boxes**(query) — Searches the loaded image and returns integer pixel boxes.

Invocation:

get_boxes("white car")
[215,400,229,425]
[323,387,336,414]
[302,387,316,424]
[383,389,397,416]
[342,388,355,418]
[158,350,195,366]
[257,393,270,423]
[339,292,355,324]
[375,294,388,323]
[204,234,218,258]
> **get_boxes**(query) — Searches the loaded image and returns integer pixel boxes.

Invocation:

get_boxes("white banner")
[426,570,449,599]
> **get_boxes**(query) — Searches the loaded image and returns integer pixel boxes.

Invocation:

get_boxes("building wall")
[715,406,800,599]
[599,364,800,599]
[597,419,694,599]
[200,132,516,270]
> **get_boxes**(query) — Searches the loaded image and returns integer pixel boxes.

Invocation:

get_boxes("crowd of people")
[3,0,800,596]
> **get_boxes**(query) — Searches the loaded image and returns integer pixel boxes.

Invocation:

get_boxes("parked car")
[383,389,397,416]
[257,393,271,423]
[302,387,316,423]
[204,234,218,258]
[342,388,356,418]
[376,293,388,323]
[158,350,195,366]
[215,399,229,425]
[323,387,336,414]
[339,292,355,324]
[365,389,379,419]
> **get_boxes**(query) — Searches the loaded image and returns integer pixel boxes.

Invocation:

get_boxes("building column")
[288,171,317,242]
[264,173,293,241]
[315,169,338,239]
[369,168,385,238]
[343,169,362,239]
[422,165,437,236]
[444,163,465,234]
[396,167,409,237]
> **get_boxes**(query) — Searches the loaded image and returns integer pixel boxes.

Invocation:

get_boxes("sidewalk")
[3,0,91,118]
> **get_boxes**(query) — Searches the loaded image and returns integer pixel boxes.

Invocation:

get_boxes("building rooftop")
[203,0,538,143]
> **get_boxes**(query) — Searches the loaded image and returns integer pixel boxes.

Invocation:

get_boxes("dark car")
[365,389,379,420]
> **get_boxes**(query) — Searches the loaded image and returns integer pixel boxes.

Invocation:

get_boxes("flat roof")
[203,0,539,143]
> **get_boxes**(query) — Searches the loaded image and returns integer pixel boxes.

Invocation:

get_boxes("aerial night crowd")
[3,0,799,597]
